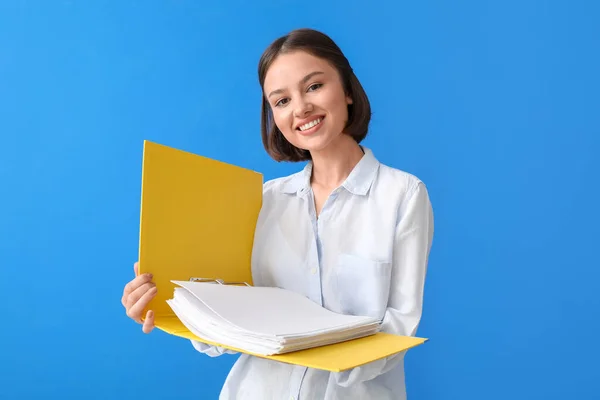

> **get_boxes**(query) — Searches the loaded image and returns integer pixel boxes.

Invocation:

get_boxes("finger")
[127,287,157,324]
[122,274,152,307]
[125,281,156,310]
[134,261,139,276]
[126,286,158,322]
[142,310,155,333]
[122,273,153,301]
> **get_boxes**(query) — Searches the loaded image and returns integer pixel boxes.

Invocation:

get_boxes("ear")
[346,95,353,105]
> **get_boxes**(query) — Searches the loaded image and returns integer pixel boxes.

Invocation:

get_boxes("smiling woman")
[263,52,354,155]
[258,29,371,163]
[121,28,434,400]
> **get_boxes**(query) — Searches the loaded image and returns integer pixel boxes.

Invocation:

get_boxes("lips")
[296,116,325,132]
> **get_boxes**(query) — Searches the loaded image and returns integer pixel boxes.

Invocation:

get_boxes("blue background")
[1,1,598,399]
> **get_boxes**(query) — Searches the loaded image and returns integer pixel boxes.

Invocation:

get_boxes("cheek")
[272,111,290,134]
[272,110,297,144]
[322,91,348,119]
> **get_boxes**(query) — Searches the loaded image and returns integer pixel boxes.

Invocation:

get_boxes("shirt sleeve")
[333,181,434,386]
[190,340,239,357]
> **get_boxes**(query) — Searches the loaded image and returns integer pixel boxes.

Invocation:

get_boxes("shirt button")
[310,268,317,275]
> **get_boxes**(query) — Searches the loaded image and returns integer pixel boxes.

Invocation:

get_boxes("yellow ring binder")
[137,139,428,372]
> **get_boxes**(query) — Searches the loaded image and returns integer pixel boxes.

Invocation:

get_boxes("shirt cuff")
[190,340,238,357]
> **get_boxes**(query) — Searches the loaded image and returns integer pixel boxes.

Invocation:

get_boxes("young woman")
[122,28,434,400]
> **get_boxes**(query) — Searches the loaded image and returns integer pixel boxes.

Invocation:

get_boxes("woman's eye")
[275,98,289,107]
[308,83,322,92]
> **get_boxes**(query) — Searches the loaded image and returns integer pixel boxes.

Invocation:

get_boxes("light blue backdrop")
[1,1,598,399]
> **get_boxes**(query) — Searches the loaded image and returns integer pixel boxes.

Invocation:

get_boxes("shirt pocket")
[333,253,392,320]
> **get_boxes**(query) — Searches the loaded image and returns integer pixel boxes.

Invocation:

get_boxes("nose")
[293,97,313,118]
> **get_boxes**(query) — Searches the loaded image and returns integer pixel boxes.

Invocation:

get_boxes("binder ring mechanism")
[189,277,251,287]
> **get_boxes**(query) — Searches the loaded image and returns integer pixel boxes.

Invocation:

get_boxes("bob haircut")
[258,28,371,162]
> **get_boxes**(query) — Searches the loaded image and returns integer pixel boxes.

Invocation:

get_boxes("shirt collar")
[280,146,380,196]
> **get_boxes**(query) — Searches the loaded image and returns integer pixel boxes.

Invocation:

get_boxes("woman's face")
[263,51,353,154]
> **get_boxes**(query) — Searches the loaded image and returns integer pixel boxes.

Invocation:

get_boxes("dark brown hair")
[258,28,371,162]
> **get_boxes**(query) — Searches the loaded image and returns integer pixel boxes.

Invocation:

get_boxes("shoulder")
[373,163,433,230]
[254,170,304,229]
[262,171,300,193]
[375,162,429,202]
[262,175,290,194]
[260,169,305,205]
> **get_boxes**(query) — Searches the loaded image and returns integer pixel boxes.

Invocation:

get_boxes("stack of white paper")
[166,280,381,355]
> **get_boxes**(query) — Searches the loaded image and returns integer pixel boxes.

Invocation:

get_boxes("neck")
[309,135,364,189]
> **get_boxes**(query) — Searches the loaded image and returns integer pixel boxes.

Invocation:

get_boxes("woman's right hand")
[121,261,158,333]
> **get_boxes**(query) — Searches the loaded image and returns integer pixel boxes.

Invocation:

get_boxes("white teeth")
[299,118,322,131]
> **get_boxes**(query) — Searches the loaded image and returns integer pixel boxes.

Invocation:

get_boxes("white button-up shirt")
[192,147,434,399]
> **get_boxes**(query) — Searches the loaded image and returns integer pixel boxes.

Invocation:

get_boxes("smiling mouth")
[297,117,324,132]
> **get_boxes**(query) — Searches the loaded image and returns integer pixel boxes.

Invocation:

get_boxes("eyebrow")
[267,71,325,99]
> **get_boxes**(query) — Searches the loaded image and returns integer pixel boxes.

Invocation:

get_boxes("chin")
[289,134,339,154]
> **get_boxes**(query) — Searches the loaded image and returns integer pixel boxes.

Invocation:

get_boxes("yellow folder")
[137,140,427,372]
